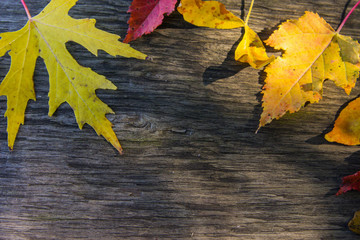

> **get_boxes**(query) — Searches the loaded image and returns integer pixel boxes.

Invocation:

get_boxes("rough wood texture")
[1,0,360,239]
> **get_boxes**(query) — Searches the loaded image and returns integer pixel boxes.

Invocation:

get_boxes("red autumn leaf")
[124,0,177,43]
[336,171,360,195]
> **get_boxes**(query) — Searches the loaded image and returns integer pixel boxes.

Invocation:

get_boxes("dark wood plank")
[1,0,360,239]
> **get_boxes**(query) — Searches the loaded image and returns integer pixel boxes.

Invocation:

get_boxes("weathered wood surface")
[1,0,360,239]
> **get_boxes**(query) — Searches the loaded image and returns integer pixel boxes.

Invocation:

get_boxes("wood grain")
[1,0,360,239]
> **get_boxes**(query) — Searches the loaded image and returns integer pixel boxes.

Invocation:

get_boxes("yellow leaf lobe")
[0,22,38,149]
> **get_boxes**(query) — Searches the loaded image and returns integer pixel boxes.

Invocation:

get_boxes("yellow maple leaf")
[234,0,274,69]
[258,11,360,131]
[177,0,244,29]
[0,0,146,153]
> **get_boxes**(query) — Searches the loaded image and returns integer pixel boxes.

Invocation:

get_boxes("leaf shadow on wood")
[202,33,248,86]
[344,151,360,174]
[158,11,198,30]
[338,0,353,30]
[202,0,247,85]
[202,22,282,86]
[247,68,268,131]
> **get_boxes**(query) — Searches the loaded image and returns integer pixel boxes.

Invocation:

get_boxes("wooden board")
[1,0,360,239]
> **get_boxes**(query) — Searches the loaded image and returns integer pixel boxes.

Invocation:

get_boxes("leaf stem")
[21,0,32,19]
[245,0,255,25]
[337,0,360,33]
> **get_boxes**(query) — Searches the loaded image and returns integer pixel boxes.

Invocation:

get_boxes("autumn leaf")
[325,33,360,145]
[336,171,360,195]
[325,98,360,145]
[124,0,243,43]
[348,211,360,235]
[235,25,274,69]
[177,0,244,29]
[0,0,146,153]
[258,11,360,131]
[234,0,274,69]
[123,0,177,43]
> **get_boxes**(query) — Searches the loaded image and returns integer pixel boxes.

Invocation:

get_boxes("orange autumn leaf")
[258,11,360,131]
[325,97,360,145]
[235,0,273,69]
[177,0,244,29]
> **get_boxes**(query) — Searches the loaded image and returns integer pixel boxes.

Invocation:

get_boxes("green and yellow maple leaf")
[258,11,360,131]
[0,0,146,153]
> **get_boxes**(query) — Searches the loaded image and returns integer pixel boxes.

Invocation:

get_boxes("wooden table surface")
[1,0,360,239]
